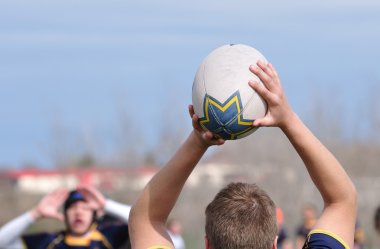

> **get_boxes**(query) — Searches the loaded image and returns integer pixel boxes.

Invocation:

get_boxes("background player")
[0,184,131,249]
[296,203,318,248]
[167,219,186,249]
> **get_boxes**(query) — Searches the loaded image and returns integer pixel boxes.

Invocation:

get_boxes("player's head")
[64,190,95,236]
[205,182,277,249]
[302,203,317,221]
[374,206,380,235]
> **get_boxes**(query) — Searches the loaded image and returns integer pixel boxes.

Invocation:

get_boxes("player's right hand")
[188,105,224,148]
[30,188,68,221]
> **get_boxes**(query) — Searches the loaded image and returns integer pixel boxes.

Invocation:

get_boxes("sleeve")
[0,212,34,248]
[104,199,131,223]
[302,230,350,249]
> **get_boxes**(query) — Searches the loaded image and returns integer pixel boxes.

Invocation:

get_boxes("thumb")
[253,117,273,127]
[51,213,65,222]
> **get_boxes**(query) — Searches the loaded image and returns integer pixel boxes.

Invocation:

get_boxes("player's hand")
[188,105,225,148]
[248,61,295,128]
[30,188,68,221]
[76,184,106,211]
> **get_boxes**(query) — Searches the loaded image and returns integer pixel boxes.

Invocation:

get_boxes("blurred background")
[0,0,379,248]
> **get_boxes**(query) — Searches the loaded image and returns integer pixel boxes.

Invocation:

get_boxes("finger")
[266,62,282,90]
[77,183,93,191]
[57,189,69,202]
[83,185,104,202]
[213,138,225,146]
[249,80,273,103]
[249,64,274,91]
[53,188,67,196]
[51,189,68,203]
[188,105,195,118]
[50,188,63,198]
[257,60,275,78]
[253,116,273,127]
[249,64,275,91]
[253,118,263,127]
[209,137,225,146]
[52,213,65,222]
[46,190,59,202]
[77,188,92,200]
[192,114,203,132]
[76,186,88,195]
[202,131,225,145]
[85,201,99,210]
[77,184,92,194]
[203,131,214,140]
[268,63,279,78]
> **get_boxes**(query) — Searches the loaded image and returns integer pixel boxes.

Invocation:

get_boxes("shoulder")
[302,230,350,249]
[22,231,63,248]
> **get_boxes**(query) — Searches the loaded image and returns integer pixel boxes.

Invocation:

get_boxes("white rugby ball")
[192,44,268,140]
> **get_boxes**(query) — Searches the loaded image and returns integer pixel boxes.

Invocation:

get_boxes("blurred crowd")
[276,204,367,249]
[0,185,379,249]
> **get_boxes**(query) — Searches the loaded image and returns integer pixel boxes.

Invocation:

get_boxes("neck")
[67,225,94,237]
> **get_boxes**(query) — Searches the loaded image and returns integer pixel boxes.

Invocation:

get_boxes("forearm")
[0,212,34,247]
[131,131,208,223]
[281,113,356,205]
[104,199,131,223]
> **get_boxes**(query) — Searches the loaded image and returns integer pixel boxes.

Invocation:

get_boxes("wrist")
[279,112,303,136]
[99,199,107,210]
[189,131,210,151]
[30,207,42,221]
[280,111,300,133]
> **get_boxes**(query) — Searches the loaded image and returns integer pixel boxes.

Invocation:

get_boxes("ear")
[205,235,211,249]
[272,235,278,249]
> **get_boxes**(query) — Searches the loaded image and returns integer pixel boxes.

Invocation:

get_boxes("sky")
[0,0,379,168]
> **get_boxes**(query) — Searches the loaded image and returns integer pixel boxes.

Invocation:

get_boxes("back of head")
[205,182,277,249]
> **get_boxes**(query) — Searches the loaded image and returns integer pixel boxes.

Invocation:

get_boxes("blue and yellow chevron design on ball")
[199,91,256,140]
[192,44,268,140]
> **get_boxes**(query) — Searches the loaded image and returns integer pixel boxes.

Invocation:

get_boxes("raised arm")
[129,106,224,249]
[0,212,34,248]
[0,188,68,248]
[249,61,357,248]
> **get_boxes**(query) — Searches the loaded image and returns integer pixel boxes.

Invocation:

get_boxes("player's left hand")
[248,61,295,129]
[77,184,106,211]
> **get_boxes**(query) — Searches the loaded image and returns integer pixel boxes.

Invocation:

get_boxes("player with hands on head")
[129,60,357,249]
[0,184,132,249]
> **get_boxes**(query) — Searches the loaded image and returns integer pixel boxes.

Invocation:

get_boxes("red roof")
[0,165,159,180]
